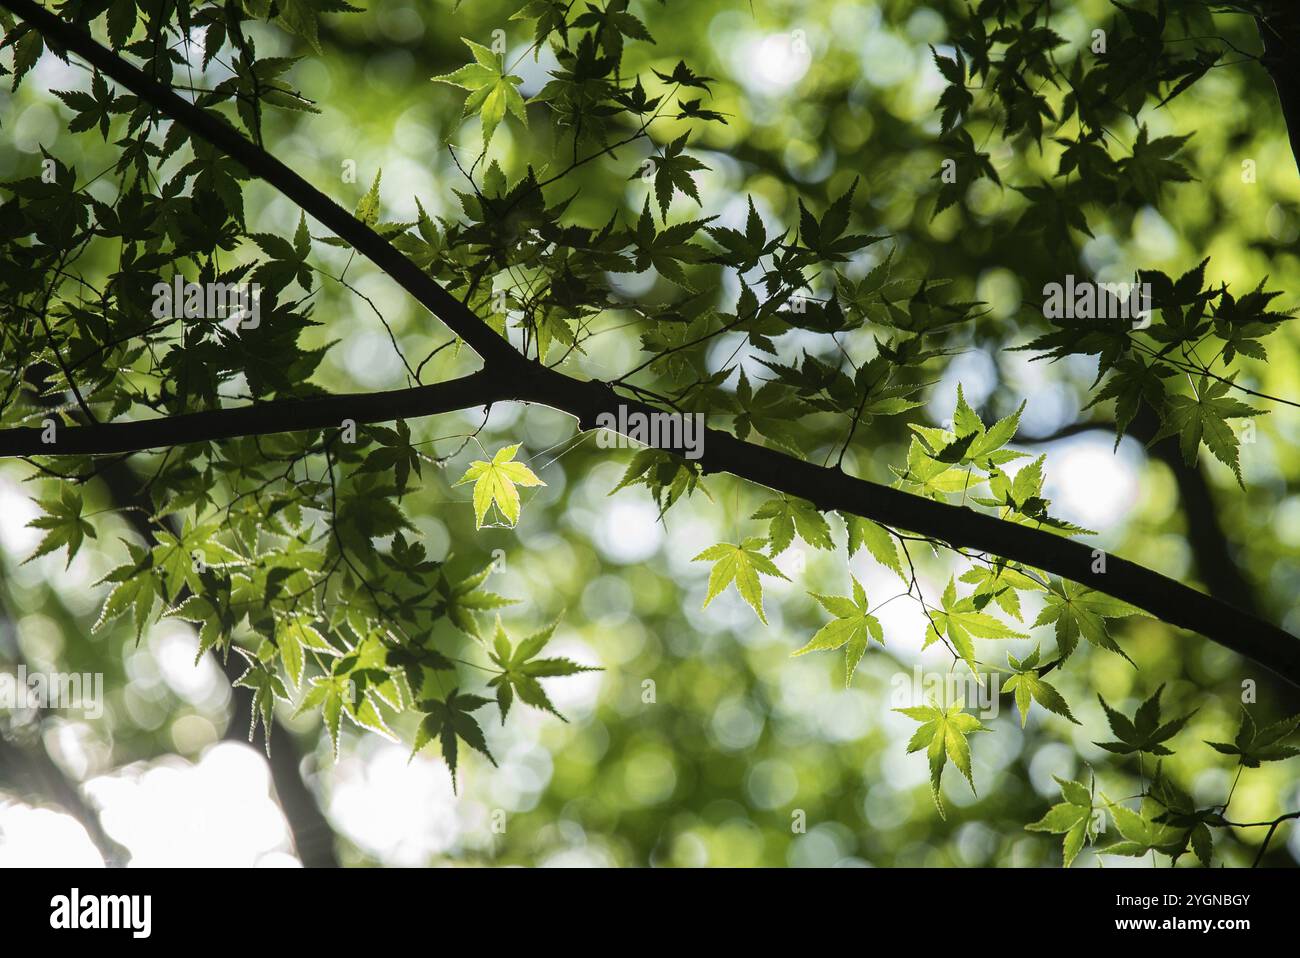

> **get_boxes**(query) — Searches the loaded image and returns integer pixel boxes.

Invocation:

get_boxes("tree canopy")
[2,0,1300,867]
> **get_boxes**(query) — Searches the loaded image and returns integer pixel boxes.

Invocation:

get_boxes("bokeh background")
[2,0,1299,866]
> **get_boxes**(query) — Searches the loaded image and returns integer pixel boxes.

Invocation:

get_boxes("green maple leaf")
[706,195,773,270]
[454,443,546,528]
[167,591,238,664]
[957,562,1039,621]
[1150,375,1261,487]
[1032,579,1145,663]
[628,198,713,289]
[1026,776,1101,867]
[692,537,789,624]
[1146,767,1221,866]
[1119,126,1192,205]
[93,542,155,641]
[1085,357,1175,447]
[1206,709,1300,768]
[796,178,881,261]
[1096,684,1197,757]
[648,132,709,222]
[486,618,600,723]
[751,496,832,555]
[274,613,337,689]
[412,688,497,793]
[435,560,517,638]
[732,368,809,455]
[948,383,1026,464]
[844,514,906,583]
[25,486,96,568]
[895,701,987,818]
[297,674,349,761]
[234,648,292,756]
[924,577,1027,675]
[431,39,528,149]
[792,576,884,686]
[354,169,382,227]
[931,45,972,134]
[934,130,1000,216]
[1001,647,1078,726]
[1102,799,1184,859]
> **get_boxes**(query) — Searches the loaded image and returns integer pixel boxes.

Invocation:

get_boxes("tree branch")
[0,370,506,456]
[6,1,1300,692]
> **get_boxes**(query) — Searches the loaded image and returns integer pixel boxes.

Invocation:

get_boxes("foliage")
[2,0,1299,866]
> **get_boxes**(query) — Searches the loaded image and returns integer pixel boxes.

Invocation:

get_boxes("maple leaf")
[628,197,713,288]
[1101,799,1185,859]
[412,688,497,793]
[795,178,882,262]
[844,514,906,582]
[233,648,292,756]
[431,39,527,149]
[1149,375,1262,487]
[1085,356,1176,447]
[706,195,776,271]
[732,368,809,455]
[454,443,546,529]
[1096,684,1196,757]
[792,576,884,686]
[434,560,517,638]
[486,618,600,723]
[1206,709,1300,768]
[647,132,709,222]
[25,486,96,568]
[934,130,1000,216]
[1000,646,1079,726]
[1026,776,1101,867]
[895,701,987,818]
[94,542,157,642]
[924,577,1027,675]
[1031,579,1146,663]
[1118,125,1192,205]
[751,496,832,555]
[693,537,789,623]
[1145,767,1221,866]
[275,613,338,689]
[957,562,1039,621]
[931,45,973,134]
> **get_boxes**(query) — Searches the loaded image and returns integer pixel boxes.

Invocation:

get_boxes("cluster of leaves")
[932,0,1221,235]
[0,1,618,791]
[1020,261,1291,485]
[932,2,1293,488]
[1030,692,1300,867]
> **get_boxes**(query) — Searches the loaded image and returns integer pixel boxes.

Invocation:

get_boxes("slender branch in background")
[1248,810,1300,867]
[0,730,132,866]
[5,350,344,867]
[95,460,343,868]
[0,592,130,866]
